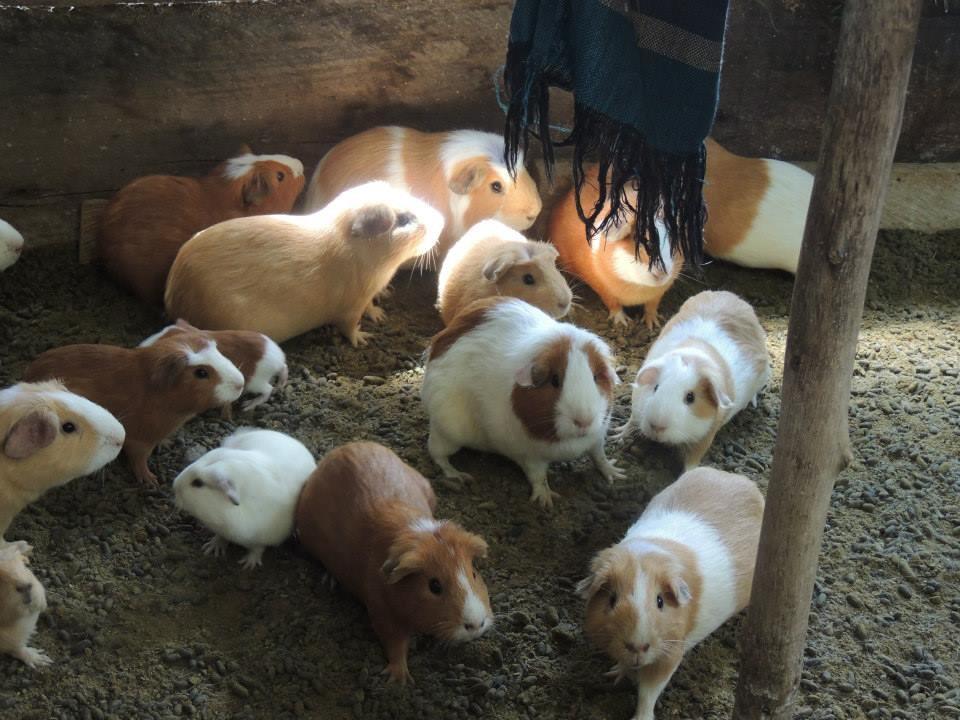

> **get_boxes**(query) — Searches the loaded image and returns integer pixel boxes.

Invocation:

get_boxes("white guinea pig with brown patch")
[0,381,125,538]
[578,467,764,720]
[165,181,443,346]
[617,290,770,470]
[0,541,50,668]
[303,126,543,262]
[421,297,623,508]
[0,219,24,271]
[703,138,813,274]
[436,219,572,326]
[295,442,493,684]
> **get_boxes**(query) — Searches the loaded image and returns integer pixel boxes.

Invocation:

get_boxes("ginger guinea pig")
[296,442,493,684]
[703,137,813,274]
[165,181,443,346]
[0,219,24,271]
[0,381,124,537]
[22,336,244,487]
[96,147,305,306]
[140,320,288,412]
[421,297,623,508]
[0,541,50,668]
[436,219,572,326]
[549,165,682,329]
[616,290,770,470]
[303,126,542,263]
[579,467,764,720]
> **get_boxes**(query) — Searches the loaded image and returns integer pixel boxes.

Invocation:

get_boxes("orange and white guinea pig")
[0,219,24,272]
[702,137,813,274]
[303,126,543,262]
[548,166,682,329]
[579,467,764,720]
[97,146,305,306]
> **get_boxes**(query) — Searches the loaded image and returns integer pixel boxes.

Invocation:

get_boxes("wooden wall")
[1,0,958,249]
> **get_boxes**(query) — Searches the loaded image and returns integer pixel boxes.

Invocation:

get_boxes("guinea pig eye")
[656,594,664,610]
[684,391,695,405]
[276,171,285,182]
[61,421,76,434]
[653,384,659,393]
[522,273,535,285]
[490,180,504,194]
[194,367,209,379]
[191,478,203,488]
[608,591,618,609]
[428,578,443,595]
[395,212,414,228]
[550,373,561,389]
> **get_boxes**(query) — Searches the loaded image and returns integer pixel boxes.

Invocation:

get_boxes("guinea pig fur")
[436,219,572,326]
[303,126,543,263]
[22,336,244,487]
[0,381,124,538]
[0,219,25,271]
[617,290,770,470]
[173,428,315,569]
[295,442,492,684]
[164,181,443,346]
[549,165,681,329]
[703,138,813,274]
[578,467,764,720]
[96,148,305,307]
[0,541,50,668]
[140,320,288,412]
[421,297,623,508]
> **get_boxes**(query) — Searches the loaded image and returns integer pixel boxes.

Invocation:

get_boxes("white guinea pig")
[0,541,50,668]
[436,218,573,325]
[173,428,316,569]
[421,297,623,508]
[0,219,24,271]
[579,467,764,720]
[617,290,770,470]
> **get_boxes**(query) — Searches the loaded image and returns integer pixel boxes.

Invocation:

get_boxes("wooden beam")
[732,2,923,719]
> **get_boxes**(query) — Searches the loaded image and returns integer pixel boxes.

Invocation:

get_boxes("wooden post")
[732,2,923,719]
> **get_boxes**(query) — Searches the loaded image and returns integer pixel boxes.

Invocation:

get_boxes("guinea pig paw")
[382,662,414,686]
[604,663,630,685]
[202,536,229,558]
[364,304,387,324]
[609,309,631,327]
[643,312,662,331]
[530,484,560,510]
[238,548,264,570]
[611,422,633,443]
[375,285,394,301]
[15,646,52,669]
[241,393,270,412]
[598,458,626,484]
[348,329,373,347]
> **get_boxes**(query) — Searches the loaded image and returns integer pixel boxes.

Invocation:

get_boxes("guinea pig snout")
[623,639,653,668]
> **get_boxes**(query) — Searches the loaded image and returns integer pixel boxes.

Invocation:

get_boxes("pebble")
[362,375,386,386]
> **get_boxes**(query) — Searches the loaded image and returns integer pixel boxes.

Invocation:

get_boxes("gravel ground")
[0,229,957,720]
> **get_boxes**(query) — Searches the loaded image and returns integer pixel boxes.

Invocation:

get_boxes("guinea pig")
[303,126,542,263]
[436,218,572,326]
[0,219,24,271]
[140,320,288,412]
[702,137,813,274]
[96,147,305,307]
[0,381,124,538]
[173,428,315,569]
[0,541,50,668]
[22,335,244,487]
[616,290,770,470]
[421,296,623,508]
[295,441,493,684]
[549,165,682,329]
[165,181,443,346]
[578,467,764,720]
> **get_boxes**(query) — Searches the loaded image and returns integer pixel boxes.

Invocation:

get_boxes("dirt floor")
[0,229,957,720]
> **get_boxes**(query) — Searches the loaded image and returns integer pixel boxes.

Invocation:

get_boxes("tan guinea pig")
[96,147,305,307]
[295,442,493,684]
[436,219,573,326]
[165,181,443,346]
[549,165,682,329]
[303,126,543,263]
[578,467,764,720]
[0,541,50,668]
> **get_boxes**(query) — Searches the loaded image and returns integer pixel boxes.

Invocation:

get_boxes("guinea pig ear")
[448,161,486,195]
[665,576,692,607]
[460,532,488,561]
[636,364,660,388]
[481,254,515,282]
[514,360,548,389]
[212,474,240,506]
[576,547,618,600]
[351,205,396,238]
[241,170,272,208]
[698,369,733,411]
[150,349,189,389]
[235,143,253,156]
[3,409,58,460]
[381,538,422,584]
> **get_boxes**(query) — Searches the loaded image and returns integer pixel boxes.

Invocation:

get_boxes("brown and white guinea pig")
[165,181,443,346]
[421,297,623,509]
[549,165,682,329]
[96,146,305,307]
[436,219,573,326]
[22,336,244,487]
[0,541,50,668]
[295,442,493,684]
[0,219,25,272]
[303,126,543,263]
[0,381,125,537]
[139,320,288,412]
[578,467,764,720]
[702,137,813,274]
[616,291,770,471]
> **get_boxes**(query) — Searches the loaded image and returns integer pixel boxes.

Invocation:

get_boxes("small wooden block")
[79,199,108,264]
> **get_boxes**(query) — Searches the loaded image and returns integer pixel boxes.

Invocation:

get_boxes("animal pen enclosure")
[1,2,959,720]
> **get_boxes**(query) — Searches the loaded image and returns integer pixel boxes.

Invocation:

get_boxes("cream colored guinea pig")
[579,467,764,720]
[0,219,24,271]
[437,219,572,325]
[0,541,50,668]
[303,126,543,262]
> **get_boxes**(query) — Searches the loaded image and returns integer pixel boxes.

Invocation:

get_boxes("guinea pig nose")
[574,417,591,430]
[641,643,650,653]
[624,641,637,653]
[464,622,476,631]
[649,423,666,434]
